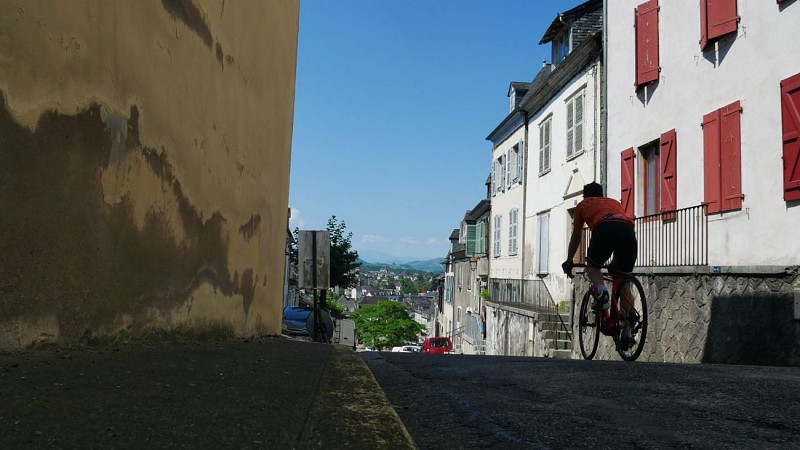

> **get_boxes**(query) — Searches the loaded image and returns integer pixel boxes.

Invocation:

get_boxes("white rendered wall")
[525,64,601,303]
[606,0,800,267]
[489,125,526,280]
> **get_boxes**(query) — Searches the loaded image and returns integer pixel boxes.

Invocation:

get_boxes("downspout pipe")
[520,109,529,301]
[601,0,608,193]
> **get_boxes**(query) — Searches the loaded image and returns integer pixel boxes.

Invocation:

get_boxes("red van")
[421,336,453,354]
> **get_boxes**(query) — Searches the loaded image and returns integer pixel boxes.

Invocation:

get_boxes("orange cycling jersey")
[573,197,634,231]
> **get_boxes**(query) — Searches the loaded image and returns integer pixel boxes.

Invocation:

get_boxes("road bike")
[571,264,648,361]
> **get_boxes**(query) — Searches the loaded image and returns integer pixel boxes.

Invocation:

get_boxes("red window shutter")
[781,73,800,202]
[635,0,660,87]
[660,129,677,212]
[621,148,635,216]
[701,0,739,50]
[720,101,743,212]
[702,110,721,214]
[699,0,709,50]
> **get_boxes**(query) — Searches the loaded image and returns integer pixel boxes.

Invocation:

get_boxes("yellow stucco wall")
[0,0,299,348]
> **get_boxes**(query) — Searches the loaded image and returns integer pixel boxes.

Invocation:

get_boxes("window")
[493,214,502,257]
[507,143,522,187]
[467,220,487,256]
[702,101,743,214]
[566,92,584,159]
[491,154,506,196]
[782,72,800,202]
[539,117,551,174]
[508,208,518,256]
[621,148,635,216]
[641,142,660,216]
[537,213,550,274]
[635,0,660,87]
[699,0,739,51]
[553,29,571,65]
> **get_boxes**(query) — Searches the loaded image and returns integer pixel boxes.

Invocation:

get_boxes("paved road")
[362,353,800,449]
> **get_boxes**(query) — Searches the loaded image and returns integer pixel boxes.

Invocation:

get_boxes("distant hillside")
[358,258,443,274]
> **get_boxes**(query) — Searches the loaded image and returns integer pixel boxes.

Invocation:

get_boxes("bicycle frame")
[572,263,648,361]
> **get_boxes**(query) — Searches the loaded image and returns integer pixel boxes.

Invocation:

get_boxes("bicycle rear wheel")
[578,289,600,360]
[615,275,647,361]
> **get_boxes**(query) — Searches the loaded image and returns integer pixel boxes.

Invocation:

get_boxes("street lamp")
[469,256,478,272]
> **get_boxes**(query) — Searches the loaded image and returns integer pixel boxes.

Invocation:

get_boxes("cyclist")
[562,182,638,347]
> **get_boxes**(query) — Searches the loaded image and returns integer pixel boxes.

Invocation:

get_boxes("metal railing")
[582,204,708,268]
[489,278,572,347]
[635,204,708,267]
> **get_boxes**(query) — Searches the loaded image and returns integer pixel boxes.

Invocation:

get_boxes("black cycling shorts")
[586,221,637,273]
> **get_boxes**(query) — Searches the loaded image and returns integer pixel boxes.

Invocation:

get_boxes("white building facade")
[606,0,800,267]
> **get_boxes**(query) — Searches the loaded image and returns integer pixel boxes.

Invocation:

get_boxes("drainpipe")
[601,0,608,193]
[520,109,529,302]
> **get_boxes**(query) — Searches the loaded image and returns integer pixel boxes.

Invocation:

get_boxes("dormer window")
[553,28,571,65]
[509,91,517,112]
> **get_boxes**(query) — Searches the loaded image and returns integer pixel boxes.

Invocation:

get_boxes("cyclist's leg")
[586,223,615,305]
[609,223,638,315]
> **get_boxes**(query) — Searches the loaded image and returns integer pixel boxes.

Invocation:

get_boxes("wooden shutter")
[575,94,584,154]
[466,224,476,256]
[621,148,635,216]
[660,129,677,213]
[491,159,496,195]
[537,214,549,274]
[782,73,800,202]
[477,220,486,255]
[567,101,575,157]
[720,101,743,211]
[702,109,722,213]
[635,0,660,87]
[700,0,738,50]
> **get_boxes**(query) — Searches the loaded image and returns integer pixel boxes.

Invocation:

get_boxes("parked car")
[282,305,333,340]
[421,337,453,354]
[391,345,421,353]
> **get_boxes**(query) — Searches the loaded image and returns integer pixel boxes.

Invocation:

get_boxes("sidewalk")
[0,337,416,449]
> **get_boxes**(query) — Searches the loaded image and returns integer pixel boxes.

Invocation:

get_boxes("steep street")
[363,352,800,449]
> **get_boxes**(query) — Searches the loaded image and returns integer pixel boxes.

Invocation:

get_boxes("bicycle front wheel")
[578,289,600,360]
[615,275,648,361]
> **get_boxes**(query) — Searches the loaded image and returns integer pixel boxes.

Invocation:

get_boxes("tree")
[327,215,361,290]
[289,216,361,307]
[351,301,424,350]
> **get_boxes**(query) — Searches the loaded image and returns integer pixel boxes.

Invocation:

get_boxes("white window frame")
[539,117,552,175]
[566,90,585,160]
[508,208,518,256]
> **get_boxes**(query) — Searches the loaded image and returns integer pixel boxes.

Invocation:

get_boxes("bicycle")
[568,263,648,361]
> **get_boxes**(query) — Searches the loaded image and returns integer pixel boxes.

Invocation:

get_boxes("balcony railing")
[582,204,708,268]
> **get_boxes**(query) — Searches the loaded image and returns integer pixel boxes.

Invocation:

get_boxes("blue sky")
[289,0,582,263]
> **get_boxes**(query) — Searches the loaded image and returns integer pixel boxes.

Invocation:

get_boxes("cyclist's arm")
[566,226,582,262]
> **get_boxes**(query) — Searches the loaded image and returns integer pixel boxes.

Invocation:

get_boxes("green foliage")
[324,291,346,316]
[351,301,424,350]
[400,276,431,295]
[480,288,491,301]
[327,216,361,289]
[289,216,361,291]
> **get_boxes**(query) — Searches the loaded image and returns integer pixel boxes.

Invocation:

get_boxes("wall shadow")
[703,295,800,366]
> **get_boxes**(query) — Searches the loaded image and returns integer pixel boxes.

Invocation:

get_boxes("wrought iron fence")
[581,204,708,267]
[489,278,571,343]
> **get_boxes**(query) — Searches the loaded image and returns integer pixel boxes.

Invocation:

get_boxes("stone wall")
[0,1,299,348]
[486,302,551,358]
[570,268,800,366]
